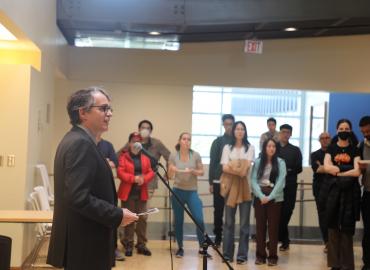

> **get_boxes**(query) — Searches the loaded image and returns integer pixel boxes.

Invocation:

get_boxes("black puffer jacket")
[318,175,361,235]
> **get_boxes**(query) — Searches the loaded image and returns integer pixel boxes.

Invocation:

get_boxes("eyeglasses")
[90,105,113,114]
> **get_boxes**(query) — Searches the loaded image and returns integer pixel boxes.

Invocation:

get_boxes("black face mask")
[338,131,350,140]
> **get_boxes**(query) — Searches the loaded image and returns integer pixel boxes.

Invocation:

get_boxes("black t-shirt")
[327,143,360,172]
[129,153,142,198]
[310,148,327,197]
[278,143,302,184]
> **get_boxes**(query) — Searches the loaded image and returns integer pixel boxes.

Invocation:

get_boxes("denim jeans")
[223,200,252,261]
[172,188,205,248]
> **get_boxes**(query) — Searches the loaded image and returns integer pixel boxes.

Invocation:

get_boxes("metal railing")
[149,177,316,241]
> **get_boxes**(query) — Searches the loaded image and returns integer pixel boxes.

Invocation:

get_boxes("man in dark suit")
[47,87,138,270]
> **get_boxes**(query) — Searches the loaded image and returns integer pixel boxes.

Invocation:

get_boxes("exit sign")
[244,40,263,54]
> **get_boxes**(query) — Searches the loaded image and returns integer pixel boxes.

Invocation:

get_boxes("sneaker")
[255,258,266,265]
[237,259,247,265]
[175,248,184,258]
[137,245,152,256]
[268,259,277,266]
[198,249,213,259]
[279,243,289,251]
[115,250,125,261]
[125,249,133,257]
[223,257,233,263]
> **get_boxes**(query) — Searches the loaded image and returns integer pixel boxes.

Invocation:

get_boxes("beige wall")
[53,80,192,157]
[57,34,370,164]
[0,64,31,265]
[67,35,370,92]
[0,0,67,266]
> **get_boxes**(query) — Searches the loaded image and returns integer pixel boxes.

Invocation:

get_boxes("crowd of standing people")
[47,87,370,270]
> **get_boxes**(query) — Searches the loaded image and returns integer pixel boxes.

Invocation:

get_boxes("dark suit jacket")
[47,126,123,270]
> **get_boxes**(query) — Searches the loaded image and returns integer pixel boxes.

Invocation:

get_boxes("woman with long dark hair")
[323,119,361,270]
[168,132,210,258]
[220,121,255,264]
[251,138,286,266]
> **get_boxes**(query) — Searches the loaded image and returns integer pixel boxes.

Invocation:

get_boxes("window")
[191,86,329,165]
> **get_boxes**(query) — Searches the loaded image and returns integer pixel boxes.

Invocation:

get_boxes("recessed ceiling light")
[284,27,297,32]
[0,23,17,40]
[149,31,161,36]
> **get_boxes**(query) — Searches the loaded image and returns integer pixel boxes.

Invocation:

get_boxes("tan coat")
[220,159,251,208]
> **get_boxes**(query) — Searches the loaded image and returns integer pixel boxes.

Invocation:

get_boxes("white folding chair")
[33,186,51,211]
[32,187,52,232]
[36,164,54,205]
[33,186,53,231]
[28,192,45,236]
[27,192,52,268]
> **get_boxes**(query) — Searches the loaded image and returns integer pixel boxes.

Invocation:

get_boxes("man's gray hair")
[67,86,110,126]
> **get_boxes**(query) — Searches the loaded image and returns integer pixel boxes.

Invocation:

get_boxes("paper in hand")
[137,208,160,216]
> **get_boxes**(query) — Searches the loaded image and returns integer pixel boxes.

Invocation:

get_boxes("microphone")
[133,142,158,166]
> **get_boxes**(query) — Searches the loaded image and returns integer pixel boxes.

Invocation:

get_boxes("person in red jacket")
[117,132,155,257]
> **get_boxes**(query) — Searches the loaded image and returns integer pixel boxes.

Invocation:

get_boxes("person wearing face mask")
[117,120,170,199]
[358,116,370,270]
[117,132,155,257]
[323,119,361,270]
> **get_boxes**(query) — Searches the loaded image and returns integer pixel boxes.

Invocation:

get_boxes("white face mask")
[140,128,150,138]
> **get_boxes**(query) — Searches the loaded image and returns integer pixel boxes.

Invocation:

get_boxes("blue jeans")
[172,188,205,248]
[223,201,252,261]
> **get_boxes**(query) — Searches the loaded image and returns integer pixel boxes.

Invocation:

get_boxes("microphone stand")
[156,162,233,270]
